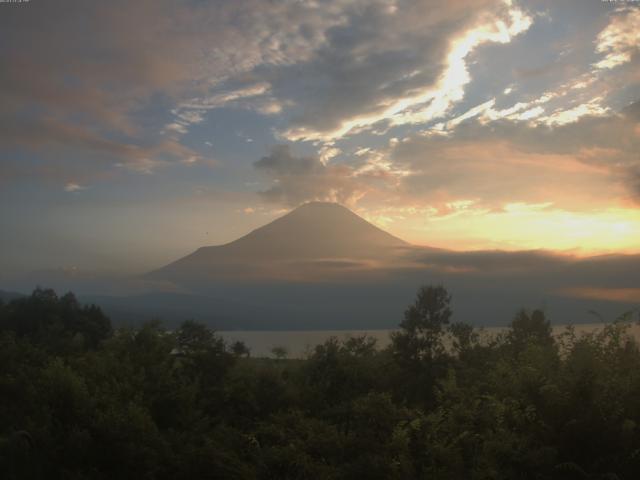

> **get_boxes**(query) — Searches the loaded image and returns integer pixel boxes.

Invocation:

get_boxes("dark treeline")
[1,286,640,479]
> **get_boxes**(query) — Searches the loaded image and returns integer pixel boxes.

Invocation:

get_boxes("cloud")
[593,7,640,70]
[253,145,365,206]
[537,98,610,126]
[442,76,618,132]
[3,0,638,225]
[90,1,534,146]
[273,0,533,142]
[125,0,630,150]
[64,183,87,193]
[253,143,415,207]
[1,1,210,181]
[0,115,204,179]
[115,158,168,175]
[0,0,350,180]
[250,96,639,238]
[559,287,640,303]
[267,104,636,254]
[1,1,200,133]
[254,145,322,175]
[166,83,282,134]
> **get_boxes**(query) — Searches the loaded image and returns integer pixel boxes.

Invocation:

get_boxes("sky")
[1,0,639,277]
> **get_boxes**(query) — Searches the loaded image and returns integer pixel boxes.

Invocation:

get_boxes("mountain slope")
[150,202,409,282]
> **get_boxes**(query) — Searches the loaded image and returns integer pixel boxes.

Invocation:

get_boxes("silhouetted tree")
[271,345,288,360]
[448,321,477,356]
[230,340,250,358]
[2,286,640,479]
[390,285,453,406]
[508,308,553,351]
[392,285,452,363]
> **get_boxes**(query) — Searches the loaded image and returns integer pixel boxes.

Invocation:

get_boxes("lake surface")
[220,322,640,358]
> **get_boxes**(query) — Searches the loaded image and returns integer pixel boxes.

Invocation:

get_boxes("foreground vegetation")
[1,287,640,479]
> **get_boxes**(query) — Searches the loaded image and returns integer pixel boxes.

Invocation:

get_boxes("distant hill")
[0,290,25,303]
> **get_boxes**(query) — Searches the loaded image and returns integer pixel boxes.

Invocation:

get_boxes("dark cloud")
[246,0,526,140]
[513,62,569,80]
[406,247,638,290]
[253,145,363,207]
[407,248,573,273]
[254,145,322,175]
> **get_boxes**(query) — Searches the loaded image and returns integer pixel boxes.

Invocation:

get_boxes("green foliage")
[231,340,251,358]
[0,288,111,353]
[508,308,554,352]
[392,285,452,362]
[270,345,288,360]
[390,285,453,406]
[2,286,640,479]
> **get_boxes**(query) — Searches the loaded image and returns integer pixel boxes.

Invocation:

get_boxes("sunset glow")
[1,0,638,275]
[364,205,640,254]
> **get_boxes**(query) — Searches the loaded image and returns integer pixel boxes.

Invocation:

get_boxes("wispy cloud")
[278,1,533,142]
[64,182,88,192]
[593,8,640,70]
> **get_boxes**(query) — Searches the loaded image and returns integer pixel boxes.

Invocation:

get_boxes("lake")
[220,322,640,358]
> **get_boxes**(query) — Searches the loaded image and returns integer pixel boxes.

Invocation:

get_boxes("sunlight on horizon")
[364,204,640,255]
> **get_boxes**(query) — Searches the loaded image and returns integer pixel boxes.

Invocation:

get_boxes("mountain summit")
[150,202,408,282]
[223,202,408,258]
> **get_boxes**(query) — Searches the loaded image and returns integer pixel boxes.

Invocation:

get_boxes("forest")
[1,286,640,479]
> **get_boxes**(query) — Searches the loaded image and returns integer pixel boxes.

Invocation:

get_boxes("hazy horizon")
[1,202,636,330]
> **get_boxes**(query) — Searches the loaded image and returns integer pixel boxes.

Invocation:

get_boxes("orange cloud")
[559,287,640,303]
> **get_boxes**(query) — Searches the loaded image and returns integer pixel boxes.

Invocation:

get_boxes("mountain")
[21,201,633,331]
[150,202,409,283]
